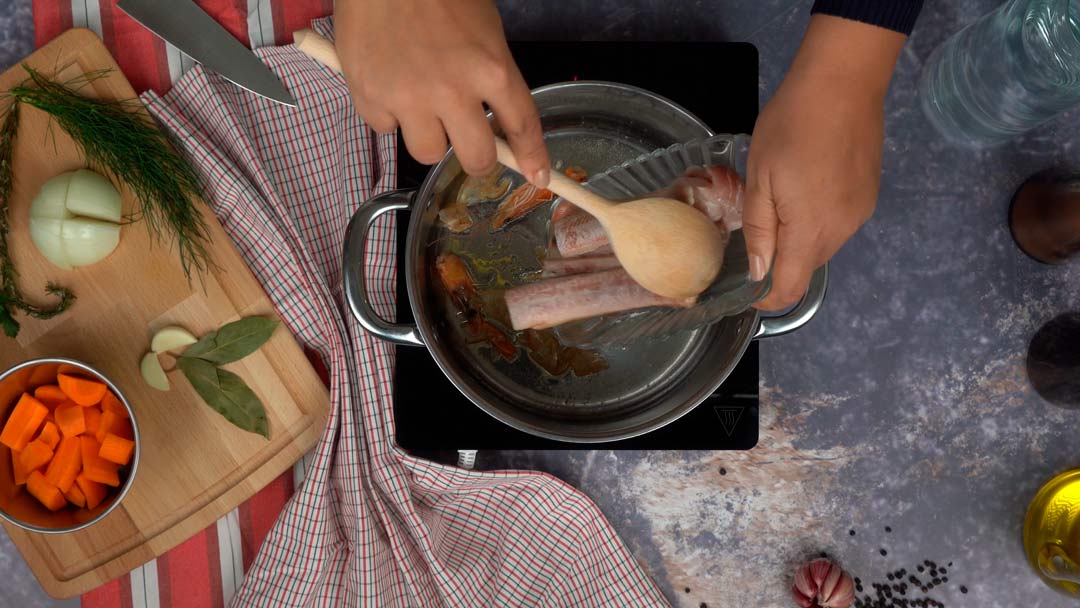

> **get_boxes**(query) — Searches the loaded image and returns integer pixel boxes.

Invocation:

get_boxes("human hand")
[744,15,905,310]
[334,0,550,186]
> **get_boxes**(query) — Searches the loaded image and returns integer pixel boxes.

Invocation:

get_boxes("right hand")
[334,0,551,186]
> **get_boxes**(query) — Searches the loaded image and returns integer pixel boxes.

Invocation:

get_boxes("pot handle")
[753,264,829,340]
[343,189,424,346]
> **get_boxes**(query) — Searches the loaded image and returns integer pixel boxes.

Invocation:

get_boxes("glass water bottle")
[920,0,1080,147]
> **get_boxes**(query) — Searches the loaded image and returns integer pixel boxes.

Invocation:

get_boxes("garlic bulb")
[793,558,855,608]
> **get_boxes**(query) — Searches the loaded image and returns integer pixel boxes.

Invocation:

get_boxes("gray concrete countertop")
[1,1,1078,607]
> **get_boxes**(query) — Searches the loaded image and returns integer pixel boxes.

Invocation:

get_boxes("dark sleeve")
[811,0,924,35]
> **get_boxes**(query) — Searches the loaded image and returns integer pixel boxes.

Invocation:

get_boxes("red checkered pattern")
[29,4,670,606]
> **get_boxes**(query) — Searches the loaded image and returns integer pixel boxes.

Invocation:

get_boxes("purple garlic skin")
[792,558,855,608]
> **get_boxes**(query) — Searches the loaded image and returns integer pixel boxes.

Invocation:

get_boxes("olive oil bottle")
[1025,470,1080,596]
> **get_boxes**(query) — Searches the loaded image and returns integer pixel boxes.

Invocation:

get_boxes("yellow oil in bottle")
[1024,469,1080,596]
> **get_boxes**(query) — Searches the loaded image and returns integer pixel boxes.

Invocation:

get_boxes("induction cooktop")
[392,41,759,450]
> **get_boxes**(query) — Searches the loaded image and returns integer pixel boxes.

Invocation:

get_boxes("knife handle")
[294,28,342,74]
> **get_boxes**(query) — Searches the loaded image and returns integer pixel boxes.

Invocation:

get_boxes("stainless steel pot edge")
[0,357,140,534]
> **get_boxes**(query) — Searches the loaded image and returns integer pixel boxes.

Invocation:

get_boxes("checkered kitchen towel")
[32,4,669,607]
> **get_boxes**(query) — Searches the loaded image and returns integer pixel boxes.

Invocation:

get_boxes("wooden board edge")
[19,408,327,599]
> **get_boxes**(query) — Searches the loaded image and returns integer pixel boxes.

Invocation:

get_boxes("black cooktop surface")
[393,41,759,450]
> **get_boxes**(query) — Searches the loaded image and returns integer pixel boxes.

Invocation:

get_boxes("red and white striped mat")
[31,4,669,607]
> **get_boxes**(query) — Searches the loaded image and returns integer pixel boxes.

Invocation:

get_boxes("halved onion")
[30,172,75,220]
[28,218,72,270]
[61,218,120,267]
[28,169,124,269]
[65,169,122,223]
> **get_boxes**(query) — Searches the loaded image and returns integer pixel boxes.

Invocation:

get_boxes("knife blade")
[117,0,297,107]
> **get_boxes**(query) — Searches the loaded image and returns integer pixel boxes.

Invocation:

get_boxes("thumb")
[742,175,777,282]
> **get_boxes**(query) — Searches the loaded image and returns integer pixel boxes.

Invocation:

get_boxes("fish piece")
[548,167,588,221]
[520,329,608,378]
[466,315,518,359]
[459,173,513,204]
[665,165,744,230]
[435,252,479,310]
[438,205,474,233]
[541,255,621,277]
[552,164,745,256]
[564,166,588,183]
[490,182,556,231]
[553,211,609,257]
[438,173,513,233]
[435,252,516,360]
[504,268,696,331]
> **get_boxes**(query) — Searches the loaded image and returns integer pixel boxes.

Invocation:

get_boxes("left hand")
[744,15,905,310]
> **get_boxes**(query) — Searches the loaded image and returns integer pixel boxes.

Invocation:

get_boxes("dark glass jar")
[1009,172,1080,264]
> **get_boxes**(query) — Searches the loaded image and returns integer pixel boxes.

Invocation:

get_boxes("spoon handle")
[493,138,613,219]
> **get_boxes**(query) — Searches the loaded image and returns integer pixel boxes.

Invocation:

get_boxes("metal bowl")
[0,358,140,533]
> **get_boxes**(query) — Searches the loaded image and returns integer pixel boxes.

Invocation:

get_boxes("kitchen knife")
[117,0,297,107]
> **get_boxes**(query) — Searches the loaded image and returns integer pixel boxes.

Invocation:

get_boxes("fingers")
[440,102,498,176]
[397,112,448,165]
[357,103,398,134]
[753,219,819,311]
[484,63,550,187]
[742,175,778,284]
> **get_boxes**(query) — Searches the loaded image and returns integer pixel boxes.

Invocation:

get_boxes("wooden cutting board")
[0,29,330,598]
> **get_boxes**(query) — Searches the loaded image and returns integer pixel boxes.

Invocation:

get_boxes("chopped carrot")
[35,421,60,450]
[19,440,53,471]
[44,436,81,493]
[76,473,107,510]
[54,403,86,437]
[0,393,49,451]
[33,385,68,406]
[10,450,27,485]
[113,418,134,441]
[26,471,65,511]
[80,436,120,487]
[99,433,134,465]
[57,374,107,407]
[84,407,101,437]
[100,391,128,418]
[96,410,115,443]
[63,483,86,508]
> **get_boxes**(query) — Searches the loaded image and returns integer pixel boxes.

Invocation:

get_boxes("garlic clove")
[151,325,198,353]
[140,351,170,391]
[792,557,855,608]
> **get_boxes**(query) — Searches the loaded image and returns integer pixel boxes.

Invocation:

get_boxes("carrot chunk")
[76,473,107,510]
[36,421,60,450]
[33,385,68,406]
[84,407,102,437]
[54,403,86,437]
[113,418,134,441]
[99,433,134,465]
[95,410,117,444]
[57,374,107,406]
[11,450,27,485]
[0,394,49,451]
[63,483,86,508]
[19,440,53,471]
[44,436,81,492]
[80,436,120,487]
[100,391,128,418]
[26,471,65,511]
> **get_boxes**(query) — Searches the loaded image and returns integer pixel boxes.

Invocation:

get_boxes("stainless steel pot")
[343,81,826,443]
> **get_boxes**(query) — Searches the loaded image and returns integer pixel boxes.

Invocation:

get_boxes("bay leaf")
[177,357,270,438]
[181,316,279,365]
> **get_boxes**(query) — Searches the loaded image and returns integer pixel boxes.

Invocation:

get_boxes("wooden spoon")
[494,139,723,298]
[292,27,724,297]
